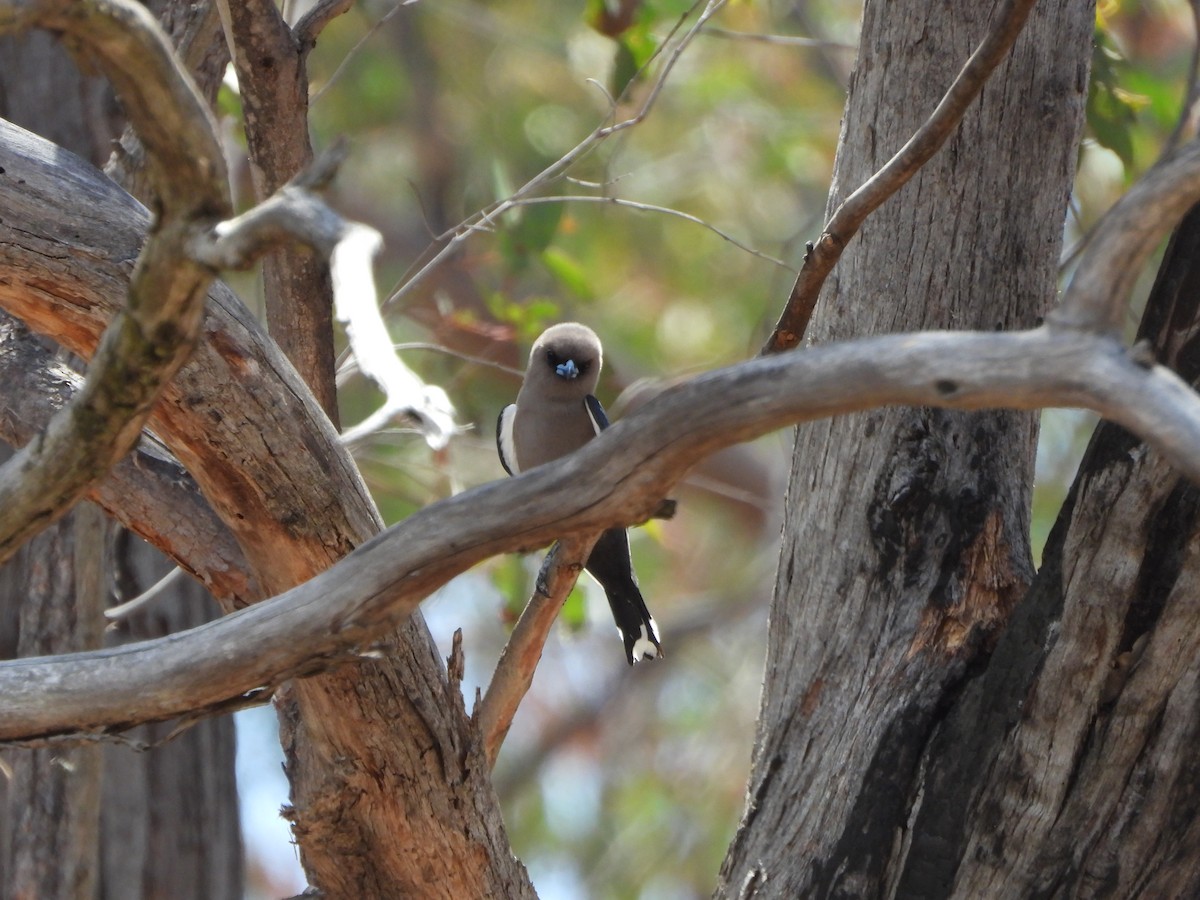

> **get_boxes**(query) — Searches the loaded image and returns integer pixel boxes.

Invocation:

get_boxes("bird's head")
[529,322,603,394]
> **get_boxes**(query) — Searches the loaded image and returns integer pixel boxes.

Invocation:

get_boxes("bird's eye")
[546,350,560,367]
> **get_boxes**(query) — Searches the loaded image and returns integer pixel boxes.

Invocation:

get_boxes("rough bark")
[912,201,1200,899]
[222,0,340,422]
[0,514,243,900]
[0,118,376,592]
[0,312,256,602]
[0,65,533,900]
[720,0,1092,894]
[212,8,504,887]
[0,10,242,899]
[0,505,106,900]
[99,536,242,900]
[0,0,231,568]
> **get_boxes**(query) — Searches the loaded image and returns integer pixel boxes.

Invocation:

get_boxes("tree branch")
[328,226,459,448]
[476,534,600,769]
[761,0,1038,354]
[186,141,459,449]
[1053,138,1200,335]
[0,313,256,605]
[293,0,355,47]
[216,0,345,419]
[516,194,795,273]
[0,0,229,567]
[0,115,382,594]
[5,324,1200,741]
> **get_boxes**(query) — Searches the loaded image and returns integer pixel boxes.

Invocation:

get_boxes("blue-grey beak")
[555,359,579,379]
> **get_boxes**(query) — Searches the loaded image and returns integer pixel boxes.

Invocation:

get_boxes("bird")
[497,322,662,665]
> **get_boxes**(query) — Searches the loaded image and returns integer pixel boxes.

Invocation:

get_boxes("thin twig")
[702,26,855,51]
[476,534,600,769]
[1054,139,1200,334]
[104,566,187,622]
[337,342,524,381]
[493,587,760,797]
[761,0,1038,354]
[1164,0,1200,156]
[381,0,728,308]
[309,0,415,104]
[515,195,796,272]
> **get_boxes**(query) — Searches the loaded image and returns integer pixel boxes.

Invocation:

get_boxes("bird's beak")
[555,359,580,379]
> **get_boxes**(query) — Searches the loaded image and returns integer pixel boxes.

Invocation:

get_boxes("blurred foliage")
[1088,26,1147,168]
[235,0,1200,895]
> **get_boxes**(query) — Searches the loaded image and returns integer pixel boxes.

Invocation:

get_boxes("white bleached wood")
[331,225,458,449]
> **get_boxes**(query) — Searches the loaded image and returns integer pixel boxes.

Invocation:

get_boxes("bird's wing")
[496,404,520,475]
[584,394,609,435]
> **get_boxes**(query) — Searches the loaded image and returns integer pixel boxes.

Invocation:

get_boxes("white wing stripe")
[497,404,520,475]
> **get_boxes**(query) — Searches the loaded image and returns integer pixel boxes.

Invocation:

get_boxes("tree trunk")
[222,0,340,423]
[915,199,1200,899]
[0,506,106,900]
[99,536,243,900]
[720,0,1092,894]
[0,5,535,894]
[0,9,242,899]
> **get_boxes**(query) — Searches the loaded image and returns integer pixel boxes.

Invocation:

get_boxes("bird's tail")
[585,529,662,665]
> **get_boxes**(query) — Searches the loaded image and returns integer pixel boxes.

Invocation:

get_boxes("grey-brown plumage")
[497,322,662,664]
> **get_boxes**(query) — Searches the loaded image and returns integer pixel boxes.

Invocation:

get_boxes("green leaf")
[498,202,564,274]
[540,247,595,300]
[559,582,587,632]
[1086,28,1146,168]
[611,26,658,97]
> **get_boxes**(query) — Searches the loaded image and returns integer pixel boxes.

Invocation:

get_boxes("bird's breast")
[512,398,597,470]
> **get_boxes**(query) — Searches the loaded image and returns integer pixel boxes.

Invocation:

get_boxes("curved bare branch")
[762,0,1038,354]
[0,314,256,604]
[4,324,1200,741]
[0,0,229,566]
[477,533,600,769]
[1054,138,1200,335]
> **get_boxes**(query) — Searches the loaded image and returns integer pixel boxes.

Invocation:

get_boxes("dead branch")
[0,314,256,605]
[0,0,230,566]
[477,534,601,769]
[4,324,1200,741]
[761,0,1038,354]
[183,147,458,448]
[1053,138,1200,335]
